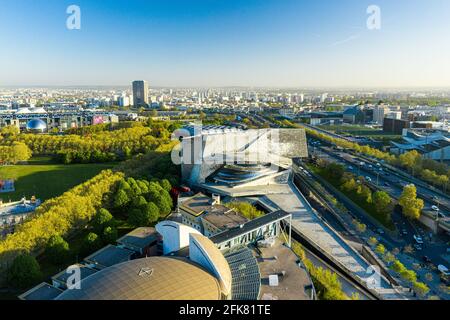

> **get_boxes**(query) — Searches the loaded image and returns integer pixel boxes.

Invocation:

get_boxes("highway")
[308,142,450,268]
[313,143,450,217]
[300,122,450,211]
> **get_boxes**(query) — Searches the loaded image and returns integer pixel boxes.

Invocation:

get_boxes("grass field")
[0,157,116,201]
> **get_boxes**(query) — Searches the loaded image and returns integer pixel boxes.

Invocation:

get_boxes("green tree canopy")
[45,235,70,265]
[92,208,114,233]
[114,189,130,209]
[413,281,430,298]
[226,202,264,220]
[373,191,392,216]
[102,226,118,244]
[81,232,102,256]
[6,254,42,289]
[399,184,424,220]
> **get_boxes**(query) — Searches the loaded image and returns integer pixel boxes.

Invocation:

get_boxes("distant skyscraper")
[132,80,149,107]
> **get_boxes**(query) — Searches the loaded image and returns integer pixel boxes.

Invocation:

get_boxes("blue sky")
[0,0,449,87]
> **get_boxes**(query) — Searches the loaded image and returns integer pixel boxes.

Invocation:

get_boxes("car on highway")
[431,205,440,212]
[414,235,424,244]
[348,166,354,170]
[414,244,423,251]
[384,182,390,187]
[376,228,385,235]
[402,229,408,235]
[366,176,372,182]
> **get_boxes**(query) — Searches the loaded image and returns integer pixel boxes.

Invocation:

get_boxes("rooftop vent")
[211,194,221,205]
[269,275,279,287]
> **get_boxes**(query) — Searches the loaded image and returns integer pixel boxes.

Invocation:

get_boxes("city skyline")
[1,0,450,88]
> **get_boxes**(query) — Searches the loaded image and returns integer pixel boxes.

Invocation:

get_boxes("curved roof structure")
[212,164,279,186]
[56,257,221,300]
[189,233,232,297]
[26,119,47,131]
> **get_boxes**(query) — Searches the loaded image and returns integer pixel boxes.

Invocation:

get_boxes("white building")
[373,105,390,125]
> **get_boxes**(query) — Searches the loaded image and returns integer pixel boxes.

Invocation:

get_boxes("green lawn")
[0,157,116,201]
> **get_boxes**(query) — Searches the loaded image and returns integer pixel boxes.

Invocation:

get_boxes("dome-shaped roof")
[189,233,232,297]
[26,119,47,131]
[55,257,221,300]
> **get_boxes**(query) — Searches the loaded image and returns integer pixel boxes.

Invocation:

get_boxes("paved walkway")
[202,171,406,299]
[263,179,405,299]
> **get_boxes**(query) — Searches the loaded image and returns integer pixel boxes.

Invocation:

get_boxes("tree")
[128,202,160,227]
[0,142,32,164]
[368,237,378,247]
[114,189,130,209]
[375,244,386,255]
[356,222,367,233]
[132,195,147,209]
[398,151,421,174]
[102,226,118,244]
[341,178,357,192]
[128,208,146,227]
[6,254,42,289]
[356,185,372,204]
[391,260,406,274]
[352,219,366,233]
[160,179,172,192]
[10,142,32,163]
[154,191,173,217]
[45,235,70,264]
[324,163,345,181]
[413,281,430,298]
[437,175,449,192]
[373,191,392,217]
[145,202,160,224]
[81,232,102,256]
[0,170,123,269]
[399,184,424,220]
[226,202,264,220]
[383,252,395,264]
[400,269,417,283]
[92,208,114,233]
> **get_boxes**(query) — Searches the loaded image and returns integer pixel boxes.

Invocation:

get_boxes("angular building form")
[178,125,308,188]
[391,129,450,161]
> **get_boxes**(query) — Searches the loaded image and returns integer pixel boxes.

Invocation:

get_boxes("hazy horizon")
[1,0,450,88]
